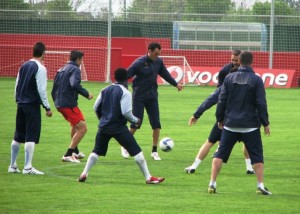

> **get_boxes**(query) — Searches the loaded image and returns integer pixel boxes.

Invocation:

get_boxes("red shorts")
[57,107,85,126]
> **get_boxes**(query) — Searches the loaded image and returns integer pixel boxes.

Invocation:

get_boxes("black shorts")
[208,122,222,143]
[93,129,142,157]
[130,98,161,129]
[214,128,263,164]
[14,103,41,144]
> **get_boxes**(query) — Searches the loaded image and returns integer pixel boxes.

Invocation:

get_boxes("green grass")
[0,77,300,213]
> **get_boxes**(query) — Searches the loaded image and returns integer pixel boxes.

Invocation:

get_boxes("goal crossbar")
[44,50,88,81]
[160,55,199,85]
[45,51,70,54]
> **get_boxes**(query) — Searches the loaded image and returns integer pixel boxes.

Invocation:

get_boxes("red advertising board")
[158,66,296,88]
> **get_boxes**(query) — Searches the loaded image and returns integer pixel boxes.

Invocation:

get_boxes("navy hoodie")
[216,66,269,128]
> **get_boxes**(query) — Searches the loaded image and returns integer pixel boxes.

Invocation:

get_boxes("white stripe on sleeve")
[120,85,138,124]
[35,60,50,110]
[93,91,102,111]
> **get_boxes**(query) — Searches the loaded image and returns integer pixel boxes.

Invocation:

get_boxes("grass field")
[0,77,299,213]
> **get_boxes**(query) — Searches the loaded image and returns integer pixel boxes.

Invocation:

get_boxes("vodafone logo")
[186,71,219,84]
[164,66,219,85]
[158,65,296,88]
[165,66,184,83]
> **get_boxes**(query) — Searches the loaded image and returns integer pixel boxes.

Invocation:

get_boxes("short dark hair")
[148,42,161,51]
[70,50,84,61]
[239,51,253,66]
[114,68,128,82]
[232,50,241,56]
[33,42,46,57]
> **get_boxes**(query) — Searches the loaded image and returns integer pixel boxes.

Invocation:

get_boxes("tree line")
[0,0,299,25]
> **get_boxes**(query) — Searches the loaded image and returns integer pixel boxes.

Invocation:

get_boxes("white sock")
[191,158,201,169]
[134,152,151,180]
[10,140,21,167]
[209,181,217,187]
[258,183,265,189]
[245,159,254,171]
[82,153,99,175]
[24,142,35,169]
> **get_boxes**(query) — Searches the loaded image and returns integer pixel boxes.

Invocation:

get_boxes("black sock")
[152,146,157,153]
[74,147,79,154]
[64,148,75,157]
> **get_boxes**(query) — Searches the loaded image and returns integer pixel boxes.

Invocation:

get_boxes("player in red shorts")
[52,50,93,163]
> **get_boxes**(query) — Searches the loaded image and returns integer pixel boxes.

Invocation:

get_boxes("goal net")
[0,1,299,87]
[159,56,199,86]
[45,51,88,81]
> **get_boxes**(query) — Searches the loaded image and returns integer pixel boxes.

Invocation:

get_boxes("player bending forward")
[78,68,165,184]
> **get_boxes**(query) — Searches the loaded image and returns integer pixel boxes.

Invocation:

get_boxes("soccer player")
[8,41,52,175]
[208,51,271,195]
[184,50,255,174]
[51,50,93,163]
[121,42,184,160]
[78,68,165,184]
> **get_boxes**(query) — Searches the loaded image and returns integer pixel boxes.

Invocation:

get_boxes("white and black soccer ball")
[159,137,174,152]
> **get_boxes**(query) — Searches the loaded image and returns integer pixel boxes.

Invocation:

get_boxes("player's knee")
[77,121,88,134]
[151,124,161,129]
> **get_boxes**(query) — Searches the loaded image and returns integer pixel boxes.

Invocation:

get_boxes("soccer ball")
[159,137,174,152]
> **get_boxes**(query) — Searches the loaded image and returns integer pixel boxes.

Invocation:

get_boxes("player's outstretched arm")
[193,87,221,119]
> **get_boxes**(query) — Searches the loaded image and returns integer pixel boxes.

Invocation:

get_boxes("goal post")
[159,55,200,86]
[45,51,88,81]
